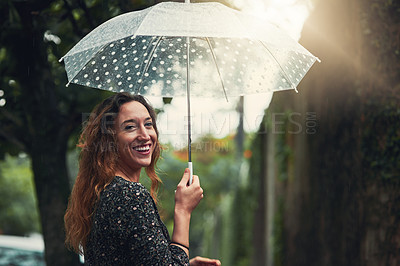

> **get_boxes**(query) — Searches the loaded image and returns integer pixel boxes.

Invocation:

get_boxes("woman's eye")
[145,122,153,127]
[124,125,136,130]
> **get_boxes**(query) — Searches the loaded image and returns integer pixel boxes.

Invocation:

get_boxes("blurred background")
[0,0,399,265]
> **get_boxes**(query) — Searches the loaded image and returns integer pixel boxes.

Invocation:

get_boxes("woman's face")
[114,101,157,172]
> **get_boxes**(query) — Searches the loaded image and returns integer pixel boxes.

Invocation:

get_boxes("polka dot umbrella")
[60,1,320,183]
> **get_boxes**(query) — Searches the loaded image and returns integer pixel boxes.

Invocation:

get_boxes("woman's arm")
[171,168,204,256]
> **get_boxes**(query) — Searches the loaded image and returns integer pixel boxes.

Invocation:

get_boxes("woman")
[64,93,220,265]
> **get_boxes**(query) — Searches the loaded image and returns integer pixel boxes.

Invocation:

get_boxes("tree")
[247,0,400,265]
[0,1,154,264]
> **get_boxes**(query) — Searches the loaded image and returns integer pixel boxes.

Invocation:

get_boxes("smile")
[133,144,151,153]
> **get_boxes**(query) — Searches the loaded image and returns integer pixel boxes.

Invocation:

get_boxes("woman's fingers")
[175,168,204,214]
[178,168,190,186]
[189,256,221,266]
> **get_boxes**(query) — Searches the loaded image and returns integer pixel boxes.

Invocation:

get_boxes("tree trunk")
[250,0,400,265]
[31,138,81,265]
[10,3,83,264]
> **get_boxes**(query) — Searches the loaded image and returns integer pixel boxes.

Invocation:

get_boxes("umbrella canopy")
[60,1,320,183]
[60,2,319,97]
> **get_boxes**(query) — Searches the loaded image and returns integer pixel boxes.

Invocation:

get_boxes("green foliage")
[0,154,40,236]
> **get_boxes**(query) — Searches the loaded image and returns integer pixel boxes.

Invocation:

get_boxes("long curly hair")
[64,93,162,254]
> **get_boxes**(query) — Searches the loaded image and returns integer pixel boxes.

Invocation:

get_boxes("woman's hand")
[174,168,203,215]
[189,256,221,266]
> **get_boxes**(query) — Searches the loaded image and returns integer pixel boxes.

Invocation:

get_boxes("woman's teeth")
[134,145,150,151]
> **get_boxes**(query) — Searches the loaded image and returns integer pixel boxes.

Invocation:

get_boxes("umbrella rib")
[259,41,298,93]
[135,36,163,94]
[205,37,229,102]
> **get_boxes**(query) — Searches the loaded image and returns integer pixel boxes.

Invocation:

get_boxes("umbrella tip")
[59,57,64,63]
[316,57,321,63]
[66,82,70,87]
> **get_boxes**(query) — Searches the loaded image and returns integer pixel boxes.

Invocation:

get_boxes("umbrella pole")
[186,35,193,185]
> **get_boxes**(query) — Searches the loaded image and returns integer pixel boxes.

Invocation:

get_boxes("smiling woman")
[64,93,219,265]
[114,101,158,182]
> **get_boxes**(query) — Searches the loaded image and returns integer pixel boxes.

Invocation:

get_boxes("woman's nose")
[137,125,150,140]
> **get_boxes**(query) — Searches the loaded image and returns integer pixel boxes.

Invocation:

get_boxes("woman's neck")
[115,165,141,183]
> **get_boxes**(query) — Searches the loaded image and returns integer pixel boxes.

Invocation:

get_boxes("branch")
[62,0,83,37]
[0,108,23,128]
[77,0,95,29]
[0,127,27,152]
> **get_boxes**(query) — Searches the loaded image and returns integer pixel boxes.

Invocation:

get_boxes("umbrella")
[60,1,320,183]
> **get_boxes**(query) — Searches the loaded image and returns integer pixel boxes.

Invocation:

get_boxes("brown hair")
[64,93,162,254]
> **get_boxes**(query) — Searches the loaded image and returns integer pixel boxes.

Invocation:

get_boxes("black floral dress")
[85,176,189,266]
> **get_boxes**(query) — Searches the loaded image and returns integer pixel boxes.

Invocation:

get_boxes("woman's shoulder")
[95,177,155,218]
[99,176,151,203]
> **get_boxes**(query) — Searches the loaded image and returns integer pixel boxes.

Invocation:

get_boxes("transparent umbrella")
[60,1,320,183]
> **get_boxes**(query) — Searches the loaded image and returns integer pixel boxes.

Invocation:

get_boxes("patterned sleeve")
[110,181,189,265]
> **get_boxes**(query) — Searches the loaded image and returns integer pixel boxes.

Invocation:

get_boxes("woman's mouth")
[133,144,151,155]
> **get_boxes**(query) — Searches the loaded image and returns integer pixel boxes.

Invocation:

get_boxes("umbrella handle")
[188,161,193,185]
